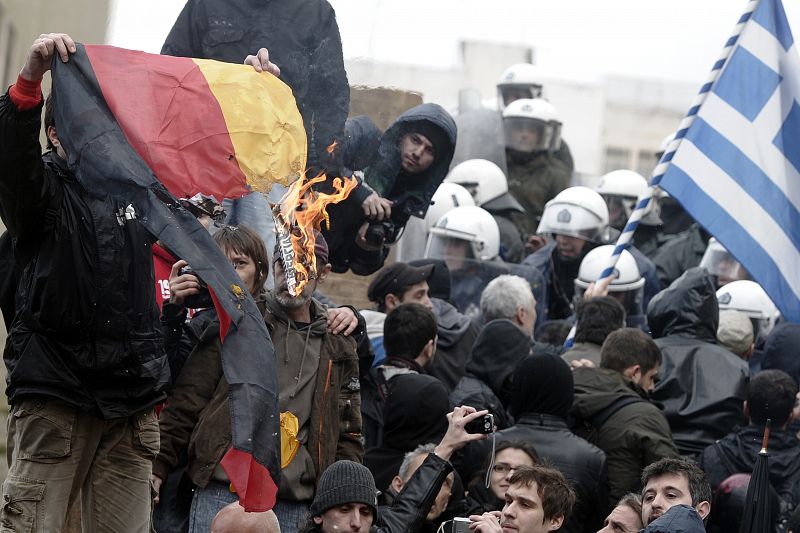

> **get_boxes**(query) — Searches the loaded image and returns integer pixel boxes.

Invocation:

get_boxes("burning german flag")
[51,44,304,511]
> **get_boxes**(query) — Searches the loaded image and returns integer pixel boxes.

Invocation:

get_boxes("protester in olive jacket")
[648,267,749,458]
[154,243,362,532]
[571,329,679,506]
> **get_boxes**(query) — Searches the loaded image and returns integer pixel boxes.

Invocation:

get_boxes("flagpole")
[564,0,761,347]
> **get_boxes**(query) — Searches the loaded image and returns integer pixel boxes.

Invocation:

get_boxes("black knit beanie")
[308,460,378,516]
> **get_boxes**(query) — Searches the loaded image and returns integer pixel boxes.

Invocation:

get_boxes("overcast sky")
[109,0,800,86]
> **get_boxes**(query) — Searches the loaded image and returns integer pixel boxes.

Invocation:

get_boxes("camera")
[452,517,471,533]
[364,219,396,248]
[179,265,213,309]
[465,413,494,434]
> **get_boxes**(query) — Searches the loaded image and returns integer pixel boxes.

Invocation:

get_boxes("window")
[603,147,631,174]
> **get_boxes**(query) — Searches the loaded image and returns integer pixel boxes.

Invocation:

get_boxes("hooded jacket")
[461,354,608,533]
[153,293,363,493]
[648,267,749,457]
[0,93,169,418]
[699,425,800,514]
[572,367,679,505]
[325,104,457,275]
[161,0,349,174]
[450,319,533,430]
[362,103,457,227]
[364,374,450,492]
[427,297,481,392]
[640,504,706,533]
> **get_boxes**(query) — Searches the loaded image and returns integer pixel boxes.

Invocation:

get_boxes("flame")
[274,166,357,296]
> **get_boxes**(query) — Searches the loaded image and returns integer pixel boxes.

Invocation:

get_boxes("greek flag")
[660,0,800,322]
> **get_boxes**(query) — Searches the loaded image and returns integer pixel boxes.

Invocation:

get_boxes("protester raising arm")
[0,33,74,242]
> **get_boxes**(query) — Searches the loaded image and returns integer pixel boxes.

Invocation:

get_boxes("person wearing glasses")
[466,440,540,514]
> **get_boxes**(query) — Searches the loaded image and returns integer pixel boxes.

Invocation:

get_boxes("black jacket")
[161,0,349,174]
[648,267,749,457]
[460,354,608,533]
[0,93,169,418]
[489,414,608,533]
[362,103,457,227]
[651,224,709,290]
[426,298,480,392]
[699,425,800,514]
[326,103,457,275]
[378,453,456,533]
[449,319,533,430]
[364,373,450,492]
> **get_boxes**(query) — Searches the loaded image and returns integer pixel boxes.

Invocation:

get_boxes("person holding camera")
[467,465,576,533]
[300,406,488,533]
[324,103,457,275]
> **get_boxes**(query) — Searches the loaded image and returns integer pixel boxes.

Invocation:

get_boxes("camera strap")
[484,431,496,488]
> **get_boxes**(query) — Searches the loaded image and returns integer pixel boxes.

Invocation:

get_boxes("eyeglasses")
[492,463,523,475]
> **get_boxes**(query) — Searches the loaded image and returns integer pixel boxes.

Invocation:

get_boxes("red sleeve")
[9,74,42,111]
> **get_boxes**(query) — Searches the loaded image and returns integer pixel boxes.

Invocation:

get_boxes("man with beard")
[267,235,364,532]
[640,458,711,529]
[154,234,362,533]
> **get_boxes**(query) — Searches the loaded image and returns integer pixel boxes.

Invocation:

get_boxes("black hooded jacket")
[699,425,800,514]
[459,354,608,533]
[161,0,349,174]
[364,374,450,492]
[648,267,749,457]
[427,297,480,392]
[0,94,169,418]
[449,319,533,430]
[362,103,457,227]
[324,104,457,275]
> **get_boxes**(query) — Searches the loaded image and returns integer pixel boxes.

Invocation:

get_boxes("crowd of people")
[1,1,800,533]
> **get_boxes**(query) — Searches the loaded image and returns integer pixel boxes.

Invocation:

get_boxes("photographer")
[299,406,488,533]
[325,103,457,275]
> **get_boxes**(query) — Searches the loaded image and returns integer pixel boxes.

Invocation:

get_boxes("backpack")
[572,395,645,445]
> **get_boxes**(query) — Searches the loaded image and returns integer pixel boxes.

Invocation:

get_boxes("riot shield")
[442,258,546,321]
[451,103,508,175]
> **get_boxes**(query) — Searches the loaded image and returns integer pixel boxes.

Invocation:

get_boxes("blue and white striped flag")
[660,0,800,322]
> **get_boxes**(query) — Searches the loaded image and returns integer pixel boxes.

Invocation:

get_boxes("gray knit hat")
[309,461,378,516]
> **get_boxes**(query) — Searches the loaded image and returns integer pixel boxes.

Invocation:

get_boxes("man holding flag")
[0,33,170,531]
